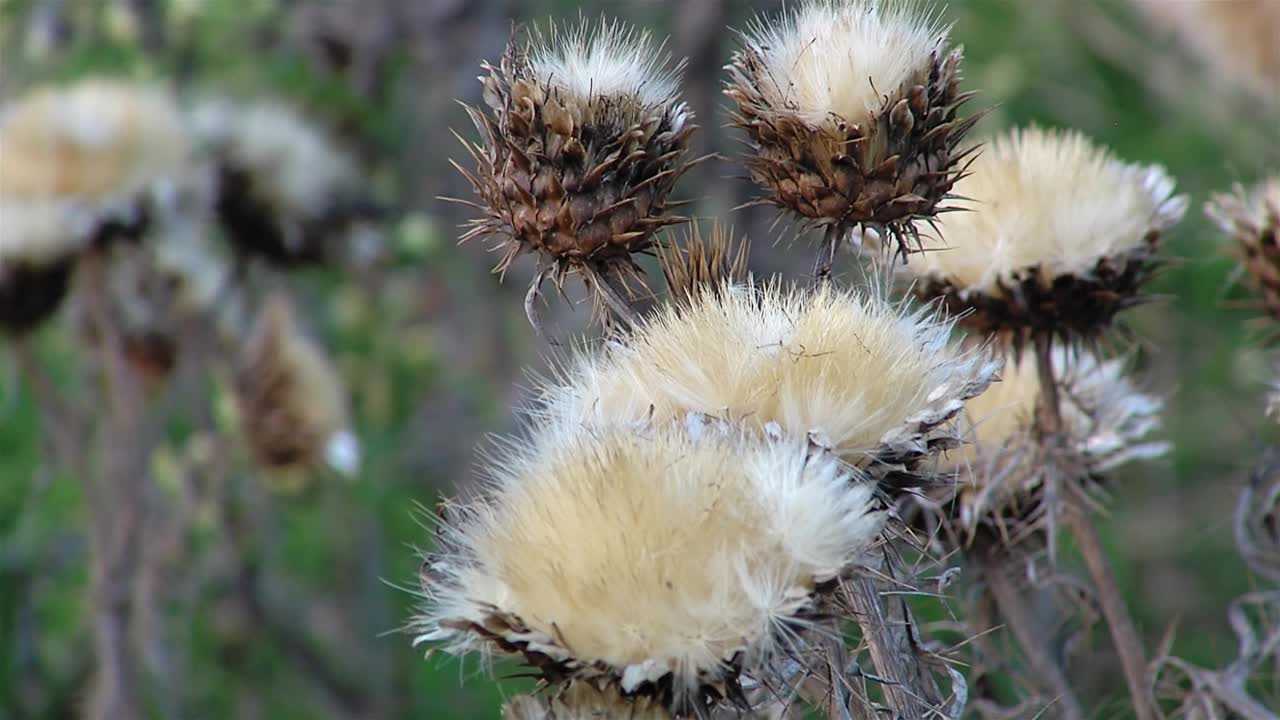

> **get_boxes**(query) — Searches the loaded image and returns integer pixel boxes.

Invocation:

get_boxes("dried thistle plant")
[537,280,997,488]
[417,424,883,716]
[452,18,698,327]
[725,0,978,273]
[191,99,373,268]
[907,126,1187,348]
[1206,177,1280,331]
[234,294,359,478]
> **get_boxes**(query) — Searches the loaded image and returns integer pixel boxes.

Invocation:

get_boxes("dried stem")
[1033,333,1153,720]
[978,549,1084,720]
[813,223,845,281]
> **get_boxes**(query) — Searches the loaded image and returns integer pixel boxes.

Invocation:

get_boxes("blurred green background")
[1,0,1278,718]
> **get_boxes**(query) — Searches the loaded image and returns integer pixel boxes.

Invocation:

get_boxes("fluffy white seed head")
[538,281,996,467]
[0,79,189,202]
[526,19,686,127]
[417,424,883,696]
[191,99,357,220]
[952,348,1167,524]
[739,0,947,125]
[906,127,1188,292]
[1206,177,1280,238]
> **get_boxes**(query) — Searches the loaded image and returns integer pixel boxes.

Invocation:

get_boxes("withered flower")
[417,423,883,715]
[946,347,1166,541]
[656,223,750,306]
[907,127,1188,347]
[536,281,998,489]
[454,19,697,325]
[192,99,371,267]
[725,0,977,272]
[235,295,359,477]
[1206,177,1280,329]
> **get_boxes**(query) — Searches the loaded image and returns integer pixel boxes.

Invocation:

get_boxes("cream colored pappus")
[416,423,883,704]
[738,0,948,125]
[534,281,998,470]
[906,126,1188,293]
[0,199,98,265]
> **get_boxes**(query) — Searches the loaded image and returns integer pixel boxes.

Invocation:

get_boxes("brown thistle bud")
[1206,178,1280,329]
[417,424,882,715]
[503,682,670,720]
[656,223,750,306]
[906,127,1188,347]
[234,295,359,477]
[191,99,373,268]
[0,200,88,335]
[725,0,978,268]
[453,19,697,325]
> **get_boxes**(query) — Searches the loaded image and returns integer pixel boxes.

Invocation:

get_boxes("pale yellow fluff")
[538,281,993,466]
[1206,177,1280,237]
[740,0,946,124]
[418,425,882,694]
[0,79,189,200]
[906,127,1187,292]
[0,199,95,264]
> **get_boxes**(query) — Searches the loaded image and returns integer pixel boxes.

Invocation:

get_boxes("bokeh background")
[1,0,1278,718]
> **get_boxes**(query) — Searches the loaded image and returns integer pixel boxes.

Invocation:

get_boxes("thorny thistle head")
[906,126,1188,347]
[416,423,883,715]
[656,223,750,307]
[943,347,1166,543]
[1206,178,1280,332]
[191,99,372,268]
[453,18,698,326]
[537,281,998,491]
[725,0,978,267]
[0,201,92,336]
[234,295,360,477]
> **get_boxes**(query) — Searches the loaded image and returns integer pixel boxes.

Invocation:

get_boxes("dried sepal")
[657,223,750,306]
[416,423,881,714]
[907,127,1187,347]
[453,18,698,326]
[535,280,997,493]
[234,295,359,477]
[1206,177,1280,331]
[725,0,977,267]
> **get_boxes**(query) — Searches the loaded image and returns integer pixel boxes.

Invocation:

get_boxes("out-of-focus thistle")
[907,127,1188,348]
[503,682,669,720]
[1206,178,1280,330]
[725,0,978,274]
[191,99,374,268]
[453,19,698,327]
[416,423,884,716]
[942,348,1166,544]
[234,295,360,478]
[0,201,91,336]
[538,280,998,491]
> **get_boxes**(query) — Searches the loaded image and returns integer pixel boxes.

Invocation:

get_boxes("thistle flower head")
[456,18,696,323]
[1206,178,1280,328]
[235,295,359,477]
[907,126,1187,346]
[725,0,975,259]
[538,281,997,486]
[950,348,1166,535]
[417,423,882,710]
[191,99,366,267]
[656,224,750,307]
[0,201,87,336]
[503,682,669,720]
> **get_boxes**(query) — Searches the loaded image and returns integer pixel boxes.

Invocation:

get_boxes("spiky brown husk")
[725,42,976,261]
[0,259,74,336]
[1207,180,1280,328]
[914,236,1159,349]
[455,27,697,317]
[656,224,750,306]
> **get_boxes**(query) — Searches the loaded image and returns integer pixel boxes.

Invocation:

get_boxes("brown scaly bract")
[724,0,978,269]
[454,20,697,326]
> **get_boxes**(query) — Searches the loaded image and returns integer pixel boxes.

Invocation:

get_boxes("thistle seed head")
[656,223,750,307]
[0,200,98,336]
[503,682,671,720]
[907,126,1187,346]
[725,0,975,258]
[416,423,882,712]
[1207,178,1280,329]
[949,347,1167,537]
[235,295,358,477]
[455,18,696,315]
[535,281,998,490]
[191,99,368,267]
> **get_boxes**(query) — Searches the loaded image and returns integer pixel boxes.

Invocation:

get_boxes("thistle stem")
[841,572,941,719]
[1032,333,1153,720]
[813,224,844,281]
[978,549,1084,720]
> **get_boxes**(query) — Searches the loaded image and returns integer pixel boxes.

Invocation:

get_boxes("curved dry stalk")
[1033,333,1154,720]
[1234,448,1280,583]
